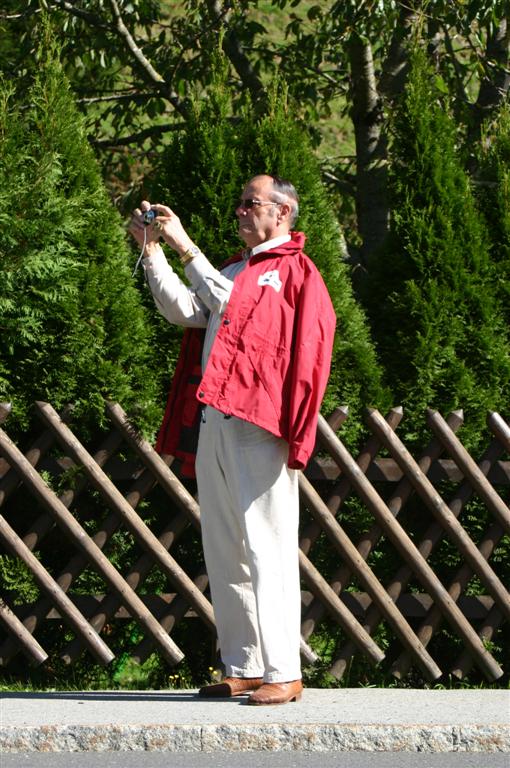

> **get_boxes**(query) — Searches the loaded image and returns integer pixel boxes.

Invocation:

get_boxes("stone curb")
[2,723,510,754]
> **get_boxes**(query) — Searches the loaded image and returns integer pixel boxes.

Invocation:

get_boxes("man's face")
[236,176,286,248]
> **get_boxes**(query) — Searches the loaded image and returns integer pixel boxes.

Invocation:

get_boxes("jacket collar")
[251,234,291,257]
[225,231,306,268]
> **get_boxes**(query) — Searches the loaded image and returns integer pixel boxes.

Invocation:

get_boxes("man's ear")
[279,202,291,223]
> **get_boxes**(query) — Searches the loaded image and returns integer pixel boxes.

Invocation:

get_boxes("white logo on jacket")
[257,270,282,293]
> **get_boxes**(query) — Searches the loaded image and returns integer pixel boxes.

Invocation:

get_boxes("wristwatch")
[180,245,202,265]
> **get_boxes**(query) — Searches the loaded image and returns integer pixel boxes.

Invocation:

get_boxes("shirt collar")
[249,234,292,259]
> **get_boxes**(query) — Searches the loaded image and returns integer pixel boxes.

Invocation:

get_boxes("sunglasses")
[237,198,280,210]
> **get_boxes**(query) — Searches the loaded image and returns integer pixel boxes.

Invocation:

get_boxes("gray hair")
[269,175,299,227]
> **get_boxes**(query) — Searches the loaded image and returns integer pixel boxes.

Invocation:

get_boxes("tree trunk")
[347,35,388,270]
[347,5,423,270]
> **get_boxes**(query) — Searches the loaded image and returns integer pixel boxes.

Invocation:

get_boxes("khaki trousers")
[196,407,301,683]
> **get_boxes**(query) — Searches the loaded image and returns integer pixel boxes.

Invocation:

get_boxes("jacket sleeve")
[287,267,336,470]
[185,252,235,316]
[143,248,210,328]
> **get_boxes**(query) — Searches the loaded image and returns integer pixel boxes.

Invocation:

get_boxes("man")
[129,175,336,705]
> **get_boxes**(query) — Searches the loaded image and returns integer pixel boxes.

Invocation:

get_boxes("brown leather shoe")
[198,677,264,698]
[247,680,303,705]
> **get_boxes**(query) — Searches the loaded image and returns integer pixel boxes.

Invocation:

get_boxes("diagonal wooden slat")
[0,404,11,482]
[131,567,210,665]
[317,414,503,681]
[302,410,462,648]
[106,401,202,531]
[0,424,184,666]
[0,514,114,665]
[0,596,48,666]
[489,411,510,452]
[0,403,11,424]
[300,405,367,554]
[326,410,465,678]
[336,413,505,680]
[35,401,215,632]
[299,473,442,679]
[452,602,504,679]
[0,405,75,510]
[367,409,510,623]
[0,429,124,666]
[298,545,385,665]
[426,409,510,533]
[390,413,509,679]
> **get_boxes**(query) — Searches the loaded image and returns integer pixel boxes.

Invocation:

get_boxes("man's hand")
[129,201,195,257]
[149,203,196,256]
[129,200,161,254]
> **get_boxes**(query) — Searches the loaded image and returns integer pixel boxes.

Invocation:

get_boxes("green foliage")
[151,55,247,261]
[0,26,161,437]
[146,60,390,444]
[0,556,40,604]
[476,106,510,325]
[1,1,507,272]
[39,0,501,305]
[363,47,510,447]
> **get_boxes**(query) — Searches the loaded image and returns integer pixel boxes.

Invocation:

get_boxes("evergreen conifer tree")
[0,30,160,436]
[362,47,510,448]
[145,61,389,445]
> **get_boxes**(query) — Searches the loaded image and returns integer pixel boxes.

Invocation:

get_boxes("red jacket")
[156,232,336,473]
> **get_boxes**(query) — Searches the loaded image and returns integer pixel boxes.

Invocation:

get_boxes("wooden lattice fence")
[0,400,508,683]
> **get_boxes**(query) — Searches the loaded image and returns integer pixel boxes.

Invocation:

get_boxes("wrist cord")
[132,226,148,277]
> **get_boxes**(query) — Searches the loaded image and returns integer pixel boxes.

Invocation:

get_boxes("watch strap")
[180,245,202,265]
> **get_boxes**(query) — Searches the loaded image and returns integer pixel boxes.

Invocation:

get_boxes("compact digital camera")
[143,209,158,225]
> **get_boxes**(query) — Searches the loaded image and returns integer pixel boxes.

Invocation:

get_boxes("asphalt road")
[2,751,509,768]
